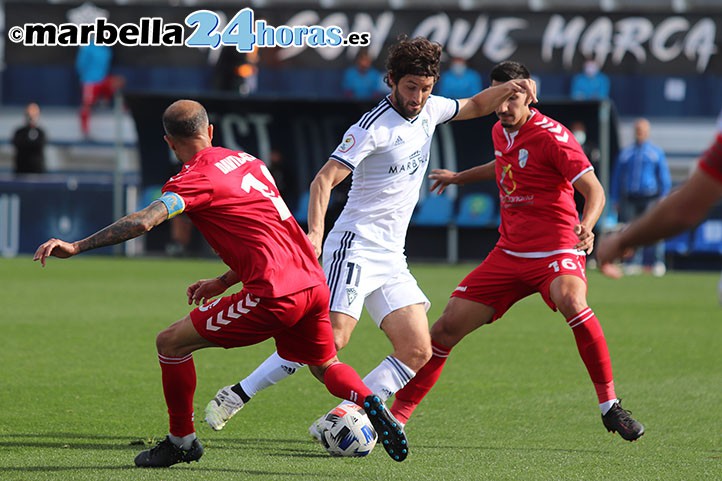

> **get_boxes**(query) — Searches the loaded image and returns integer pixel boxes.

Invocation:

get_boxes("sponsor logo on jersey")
[339,134,356,153]
[518,149,528,168]
[393,135,404,146]
[502,193,535,205]
[500,163,517,194]
[454,286,468,292]
[500,163,535,205]
[388,150,427,175]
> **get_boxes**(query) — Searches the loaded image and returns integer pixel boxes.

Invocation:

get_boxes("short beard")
[391,91,416,119]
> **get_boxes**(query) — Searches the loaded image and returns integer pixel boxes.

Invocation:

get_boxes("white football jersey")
[329,94,459,252]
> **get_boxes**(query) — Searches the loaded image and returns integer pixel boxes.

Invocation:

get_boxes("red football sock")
[567,308,617,403]
[391,340,451,424]
[323,362,372,405]
[158,353,197,437]
[80,106,90,136]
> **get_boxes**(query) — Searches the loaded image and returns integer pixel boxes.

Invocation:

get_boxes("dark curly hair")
[489,61,531,83]
[384,36,442,87]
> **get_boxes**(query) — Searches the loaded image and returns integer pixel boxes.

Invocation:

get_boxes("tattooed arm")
[34,200,170,266]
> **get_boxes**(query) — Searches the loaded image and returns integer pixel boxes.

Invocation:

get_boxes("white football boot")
[204,386,244,431]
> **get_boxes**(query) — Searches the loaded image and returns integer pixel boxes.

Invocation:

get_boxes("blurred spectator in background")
[610,118,671,276]
[342,49,385,100]
[437,57,483,99]
[597,108,722,302]
[213,46,260,96]
[571,58,610,100]
[13,102,46,174]
[212,47,244,92]
[76,36,124,138]
[570,120,600,167]
[238,47,260,96]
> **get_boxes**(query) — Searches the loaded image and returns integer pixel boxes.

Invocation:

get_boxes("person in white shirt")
[203,36,536,438]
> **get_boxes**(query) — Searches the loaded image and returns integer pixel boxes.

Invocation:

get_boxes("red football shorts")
[451,247,587,321]
[190,283,336,366]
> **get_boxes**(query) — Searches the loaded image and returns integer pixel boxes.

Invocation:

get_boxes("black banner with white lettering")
[126,93,375,196]
[126,92,618,256]
[4,3,721,74]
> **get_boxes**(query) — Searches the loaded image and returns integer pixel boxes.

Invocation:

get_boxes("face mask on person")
[584,61,599,77]
[573,130,587,145]
[451,62,466,75]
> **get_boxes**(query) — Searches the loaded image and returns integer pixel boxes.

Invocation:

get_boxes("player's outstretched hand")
[33,238,78,267]
[596,232,635,279]
[187,278,227,306]
[599,262,624,279]
[428,169,457,194]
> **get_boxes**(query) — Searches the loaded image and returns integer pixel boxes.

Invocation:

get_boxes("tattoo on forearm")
[217,272,233,287]
[76,202,167,253]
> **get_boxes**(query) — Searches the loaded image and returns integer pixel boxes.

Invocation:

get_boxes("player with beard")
[204,38,537,442]
[597,108,722,301]
[391,61,645,442]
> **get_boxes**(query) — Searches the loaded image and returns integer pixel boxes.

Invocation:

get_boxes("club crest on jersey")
[339,134,355,153]
[346,287,358,305]
[518,149,528,168]
[422,118,430,137]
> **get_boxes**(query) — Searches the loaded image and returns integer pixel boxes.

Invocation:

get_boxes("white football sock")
[239,351,305,399]
[599,398,618,415]
[360,356,416,402]
[169,432,196,450]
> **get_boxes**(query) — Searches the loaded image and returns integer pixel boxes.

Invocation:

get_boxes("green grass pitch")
[2,256,720,480]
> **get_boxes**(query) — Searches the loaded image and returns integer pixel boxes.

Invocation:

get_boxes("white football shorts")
[322,230,430,327]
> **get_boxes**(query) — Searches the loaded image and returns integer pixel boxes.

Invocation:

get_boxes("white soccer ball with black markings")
[319,403,378,457]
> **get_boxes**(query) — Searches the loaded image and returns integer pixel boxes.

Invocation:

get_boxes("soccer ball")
[318,403,378,457]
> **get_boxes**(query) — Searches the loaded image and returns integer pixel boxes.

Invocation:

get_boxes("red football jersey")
[492,109,593,254]
[162,147,325,298]
[698,133,722,184]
